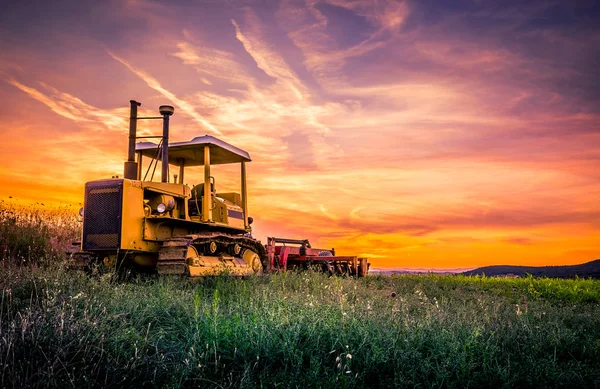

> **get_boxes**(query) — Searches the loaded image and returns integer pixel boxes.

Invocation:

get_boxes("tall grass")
[1,266,599,388]
[0,199,80,264]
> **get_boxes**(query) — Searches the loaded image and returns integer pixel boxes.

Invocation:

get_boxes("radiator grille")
[83,180,123,250]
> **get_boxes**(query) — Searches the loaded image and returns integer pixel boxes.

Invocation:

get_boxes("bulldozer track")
[157,233,267,275]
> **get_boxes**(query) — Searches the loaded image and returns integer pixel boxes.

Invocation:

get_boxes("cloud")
[275,0,407,89]
[170,41,254,86]
[231,16,307,101]
[503,237,535,245]
[322,0,409,35]
[437,208,600,230]
[107,51,223,136]
[7,78,127,130]
[163,13,349,171]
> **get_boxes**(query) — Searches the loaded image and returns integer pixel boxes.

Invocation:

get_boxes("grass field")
[1,201,600,388]
[1,266,599,388]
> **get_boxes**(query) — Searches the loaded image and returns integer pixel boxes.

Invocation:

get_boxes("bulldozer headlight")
[78,207,84,217]
[150,195,175,214]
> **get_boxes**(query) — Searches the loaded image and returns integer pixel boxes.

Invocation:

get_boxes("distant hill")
[370,267,471,276]
[462,259,600,279]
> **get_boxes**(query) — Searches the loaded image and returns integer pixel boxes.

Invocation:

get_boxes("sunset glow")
[1,0,598,268]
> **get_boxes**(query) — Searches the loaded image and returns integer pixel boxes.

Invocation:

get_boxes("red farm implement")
[266,237,369,277]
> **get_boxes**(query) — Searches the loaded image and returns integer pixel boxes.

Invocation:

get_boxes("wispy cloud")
[170,41,254,86]
[276,0,407,89]
[7,78,127,130]
[107,51,222,136]
[231,17,306,101]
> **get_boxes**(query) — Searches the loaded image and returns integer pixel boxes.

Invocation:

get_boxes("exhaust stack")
[123,100,174,182]
[124,100,141,180]
[159,105,174,183]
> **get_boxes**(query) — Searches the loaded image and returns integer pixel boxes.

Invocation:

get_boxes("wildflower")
[346,354,352,359]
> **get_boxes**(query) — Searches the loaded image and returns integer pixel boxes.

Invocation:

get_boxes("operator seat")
[189,183,214,217]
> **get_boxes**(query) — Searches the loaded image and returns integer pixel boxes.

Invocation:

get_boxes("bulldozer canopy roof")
[135,135,251,166]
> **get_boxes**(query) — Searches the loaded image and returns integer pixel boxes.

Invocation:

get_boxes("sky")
[0,0,599,269]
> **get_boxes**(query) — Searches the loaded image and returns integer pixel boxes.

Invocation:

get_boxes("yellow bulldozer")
[71,100,368,277]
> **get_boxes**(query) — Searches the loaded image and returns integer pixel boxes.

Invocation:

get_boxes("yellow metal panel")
[212,200,226,223]
[216,192,241,206]
[202,145,211,222]
[143,220,189,241]
[178,159,185,184]
[141,181,189,197]
[120,180,160,252]
[241,161,248,229]
[227,216,244,229]
[136,152,142,180]
[186,255,255,277]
